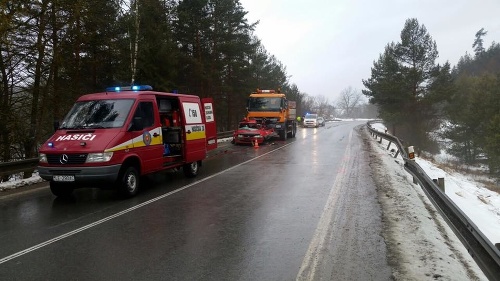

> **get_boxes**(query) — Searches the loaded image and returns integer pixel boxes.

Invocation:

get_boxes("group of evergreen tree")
[444,31,500,175]
[5,2,497,177]
[363,18,500,177]
[0,0,306,163]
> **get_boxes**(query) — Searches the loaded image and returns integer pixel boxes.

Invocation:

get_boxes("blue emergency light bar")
[106,85,153,92]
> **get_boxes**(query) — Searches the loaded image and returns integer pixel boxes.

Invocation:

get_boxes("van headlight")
[39,153,47,163]
[86,152,113,163]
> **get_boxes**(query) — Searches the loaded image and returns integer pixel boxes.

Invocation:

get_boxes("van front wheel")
[183,161,199,178]
[117,166,139,198]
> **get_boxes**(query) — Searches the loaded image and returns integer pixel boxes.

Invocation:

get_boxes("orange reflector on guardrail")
[408,146,415,160]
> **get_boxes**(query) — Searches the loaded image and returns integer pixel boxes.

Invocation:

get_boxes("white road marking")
[296,130,353,280]
[0,143,294,265]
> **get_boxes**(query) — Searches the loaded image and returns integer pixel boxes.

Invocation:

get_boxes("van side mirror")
[128,116,144,131]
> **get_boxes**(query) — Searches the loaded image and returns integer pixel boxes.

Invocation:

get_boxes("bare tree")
[324,104,337,119]
[313,94,330,116]
[337,86,362,118]
[301,94,315,115]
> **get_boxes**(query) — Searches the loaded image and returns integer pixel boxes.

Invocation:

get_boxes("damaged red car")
[232,119,274,145]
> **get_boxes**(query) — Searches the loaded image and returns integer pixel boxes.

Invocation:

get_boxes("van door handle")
[153,132,160,137]
[186,130,191,134]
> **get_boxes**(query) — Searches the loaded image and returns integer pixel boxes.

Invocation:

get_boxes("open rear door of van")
[202,98,217,150]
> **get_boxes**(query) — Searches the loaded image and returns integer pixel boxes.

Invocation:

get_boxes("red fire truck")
[38,85,217,198]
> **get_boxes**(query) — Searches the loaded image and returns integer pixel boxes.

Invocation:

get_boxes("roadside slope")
[362,125,487,280]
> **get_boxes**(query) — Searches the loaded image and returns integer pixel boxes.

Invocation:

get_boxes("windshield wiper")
[78,123,107,129]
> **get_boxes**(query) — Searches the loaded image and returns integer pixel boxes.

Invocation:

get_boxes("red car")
[232,119,274,145]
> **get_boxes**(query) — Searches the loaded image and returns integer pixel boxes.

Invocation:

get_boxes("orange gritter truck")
[245,88,297,140]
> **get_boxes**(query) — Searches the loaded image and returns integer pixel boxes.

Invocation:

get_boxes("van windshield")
[59,99,134,129]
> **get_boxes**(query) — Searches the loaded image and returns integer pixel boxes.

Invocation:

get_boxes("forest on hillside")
[0,0,381,167]
[2,1,498,178]
[0,0,303,163]
[0,0,376,165]
[363,20,500,177]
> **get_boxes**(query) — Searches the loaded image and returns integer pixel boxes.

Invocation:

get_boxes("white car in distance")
[303,114,319,128]
[317,116,325,127]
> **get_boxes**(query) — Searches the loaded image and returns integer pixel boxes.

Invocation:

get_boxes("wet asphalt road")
[0,121,391,280]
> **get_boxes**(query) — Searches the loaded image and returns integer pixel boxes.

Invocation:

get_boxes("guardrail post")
[386,141,392,150]
[378,136,382,143]
[433,178,445,192]
[394,150,400,158]
[438,177,445,192]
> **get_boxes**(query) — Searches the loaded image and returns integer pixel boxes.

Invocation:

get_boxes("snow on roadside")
[370,121,500,246]
[416,158,500,246]
[365,126,487,280]
[0,137,236,192]
[0,172,45,192]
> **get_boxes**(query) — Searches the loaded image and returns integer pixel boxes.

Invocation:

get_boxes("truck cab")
[246,88,297,140]
[38,85,216,198]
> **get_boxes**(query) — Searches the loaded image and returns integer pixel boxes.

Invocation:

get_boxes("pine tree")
[362,42,407,134]
[363,18,449,152]
[131,0,178,91]
[472,28,487,57]
[485,114,500,176]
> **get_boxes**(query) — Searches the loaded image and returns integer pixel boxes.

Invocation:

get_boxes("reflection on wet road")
[0,121,391,280]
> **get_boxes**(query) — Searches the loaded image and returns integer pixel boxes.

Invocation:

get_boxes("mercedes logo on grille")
[60,154,69,164]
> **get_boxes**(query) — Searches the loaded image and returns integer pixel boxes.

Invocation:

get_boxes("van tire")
[117,166,139,198]
[50,182,74,197]
[183,161,199,178]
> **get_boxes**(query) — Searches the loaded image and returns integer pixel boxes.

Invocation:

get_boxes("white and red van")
[38,85,217,198]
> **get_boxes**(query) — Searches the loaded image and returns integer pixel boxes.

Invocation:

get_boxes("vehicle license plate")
[53,175,75,182]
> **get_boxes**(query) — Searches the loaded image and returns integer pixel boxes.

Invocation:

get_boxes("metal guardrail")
[0,158,39,178]
[0,131,236,179]
[366,120,500,281]
[217,130,234,139]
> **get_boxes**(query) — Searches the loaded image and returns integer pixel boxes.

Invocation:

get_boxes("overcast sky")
[239,0,500,102]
